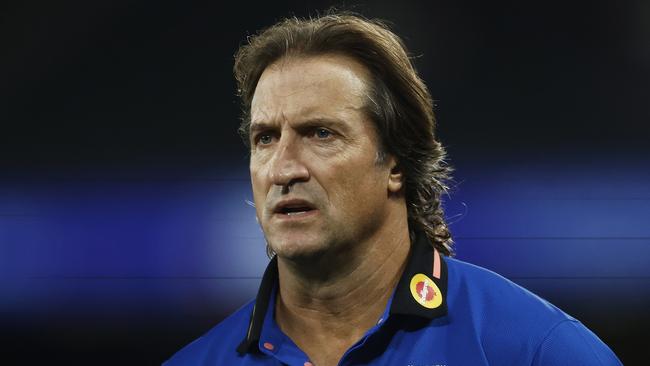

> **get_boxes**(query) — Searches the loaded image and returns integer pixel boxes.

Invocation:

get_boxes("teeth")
[286,211,307,216]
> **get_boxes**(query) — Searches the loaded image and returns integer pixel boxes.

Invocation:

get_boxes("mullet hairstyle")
[234,12,454,256]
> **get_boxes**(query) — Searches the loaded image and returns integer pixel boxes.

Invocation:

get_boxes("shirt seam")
[570,321,609,366]
[531,319,607,366]
[531,319,576,365]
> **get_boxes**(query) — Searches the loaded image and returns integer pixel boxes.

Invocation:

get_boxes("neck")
[274,211,410,366]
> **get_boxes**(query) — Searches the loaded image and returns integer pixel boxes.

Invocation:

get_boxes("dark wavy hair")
[233,12,454,256]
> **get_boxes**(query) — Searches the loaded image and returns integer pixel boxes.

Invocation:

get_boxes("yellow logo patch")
[409,273,442,309]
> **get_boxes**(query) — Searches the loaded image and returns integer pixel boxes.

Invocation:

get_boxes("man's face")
[249,54,397,260]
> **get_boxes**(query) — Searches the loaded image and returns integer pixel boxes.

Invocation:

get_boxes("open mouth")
[273,200,316,217]
[278,206,314,216]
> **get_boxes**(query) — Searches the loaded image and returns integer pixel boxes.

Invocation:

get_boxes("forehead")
[250,54,371,124]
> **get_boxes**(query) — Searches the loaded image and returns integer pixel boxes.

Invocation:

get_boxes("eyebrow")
[249,121,275,135]
[249,117,350,134]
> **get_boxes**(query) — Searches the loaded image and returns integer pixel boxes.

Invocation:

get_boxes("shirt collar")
[236,229,449,355]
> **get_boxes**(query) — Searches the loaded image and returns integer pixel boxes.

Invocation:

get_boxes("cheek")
[329,164,387,212]
[250,167,268,211]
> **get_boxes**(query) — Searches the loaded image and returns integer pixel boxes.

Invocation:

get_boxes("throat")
[273,224,411,365]
[275,291,382,366]
[274,252,407,365]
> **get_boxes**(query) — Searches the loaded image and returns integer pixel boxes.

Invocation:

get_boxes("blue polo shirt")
[165,232,622,365]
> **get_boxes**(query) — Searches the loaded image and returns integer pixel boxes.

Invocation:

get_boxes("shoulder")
[445,257,565,318]
[163,300,255,366]
[531,319,622,365]
[444,258,621,365]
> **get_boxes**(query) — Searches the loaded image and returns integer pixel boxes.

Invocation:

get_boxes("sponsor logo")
[409,273,442,309]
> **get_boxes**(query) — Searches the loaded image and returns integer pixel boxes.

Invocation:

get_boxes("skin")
[250,54,411,366]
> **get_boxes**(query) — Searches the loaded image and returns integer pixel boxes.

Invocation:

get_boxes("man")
[165,13,621,366]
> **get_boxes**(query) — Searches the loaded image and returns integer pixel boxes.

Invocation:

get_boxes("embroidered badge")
[409,273,442,309]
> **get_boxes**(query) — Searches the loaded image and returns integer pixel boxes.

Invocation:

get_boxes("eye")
[314,128,332,139]
[257,133,274,145]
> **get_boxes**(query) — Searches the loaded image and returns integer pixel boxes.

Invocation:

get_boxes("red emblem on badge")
[415,281,436,302]
[410,273,443,309]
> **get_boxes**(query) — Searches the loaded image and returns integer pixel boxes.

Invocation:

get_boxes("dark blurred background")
[1,0,648,364]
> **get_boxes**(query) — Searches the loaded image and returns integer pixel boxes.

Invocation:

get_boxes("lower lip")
[272,209,319,221]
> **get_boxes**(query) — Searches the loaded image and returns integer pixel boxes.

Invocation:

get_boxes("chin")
[267,233,329,261]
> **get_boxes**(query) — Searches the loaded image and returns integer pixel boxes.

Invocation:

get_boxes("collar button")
[263,342,275,351]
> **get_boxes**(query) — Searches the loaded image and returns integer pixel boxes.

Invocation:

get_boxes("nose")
[268,137,310,189]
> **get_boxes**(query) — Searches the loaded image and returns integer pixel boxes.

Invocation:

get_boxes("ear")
[387,157,404,193]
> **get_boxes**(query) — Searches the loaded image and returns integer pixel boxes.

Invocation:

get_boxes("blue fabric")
[164,257,621,365]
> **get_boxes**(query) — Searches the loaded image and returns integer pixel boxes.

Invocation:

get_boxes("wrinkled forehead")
[250,54,371,125]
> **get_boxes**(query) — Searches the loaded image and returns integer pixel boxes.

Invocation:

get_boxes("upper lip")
[272,198,316,214]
